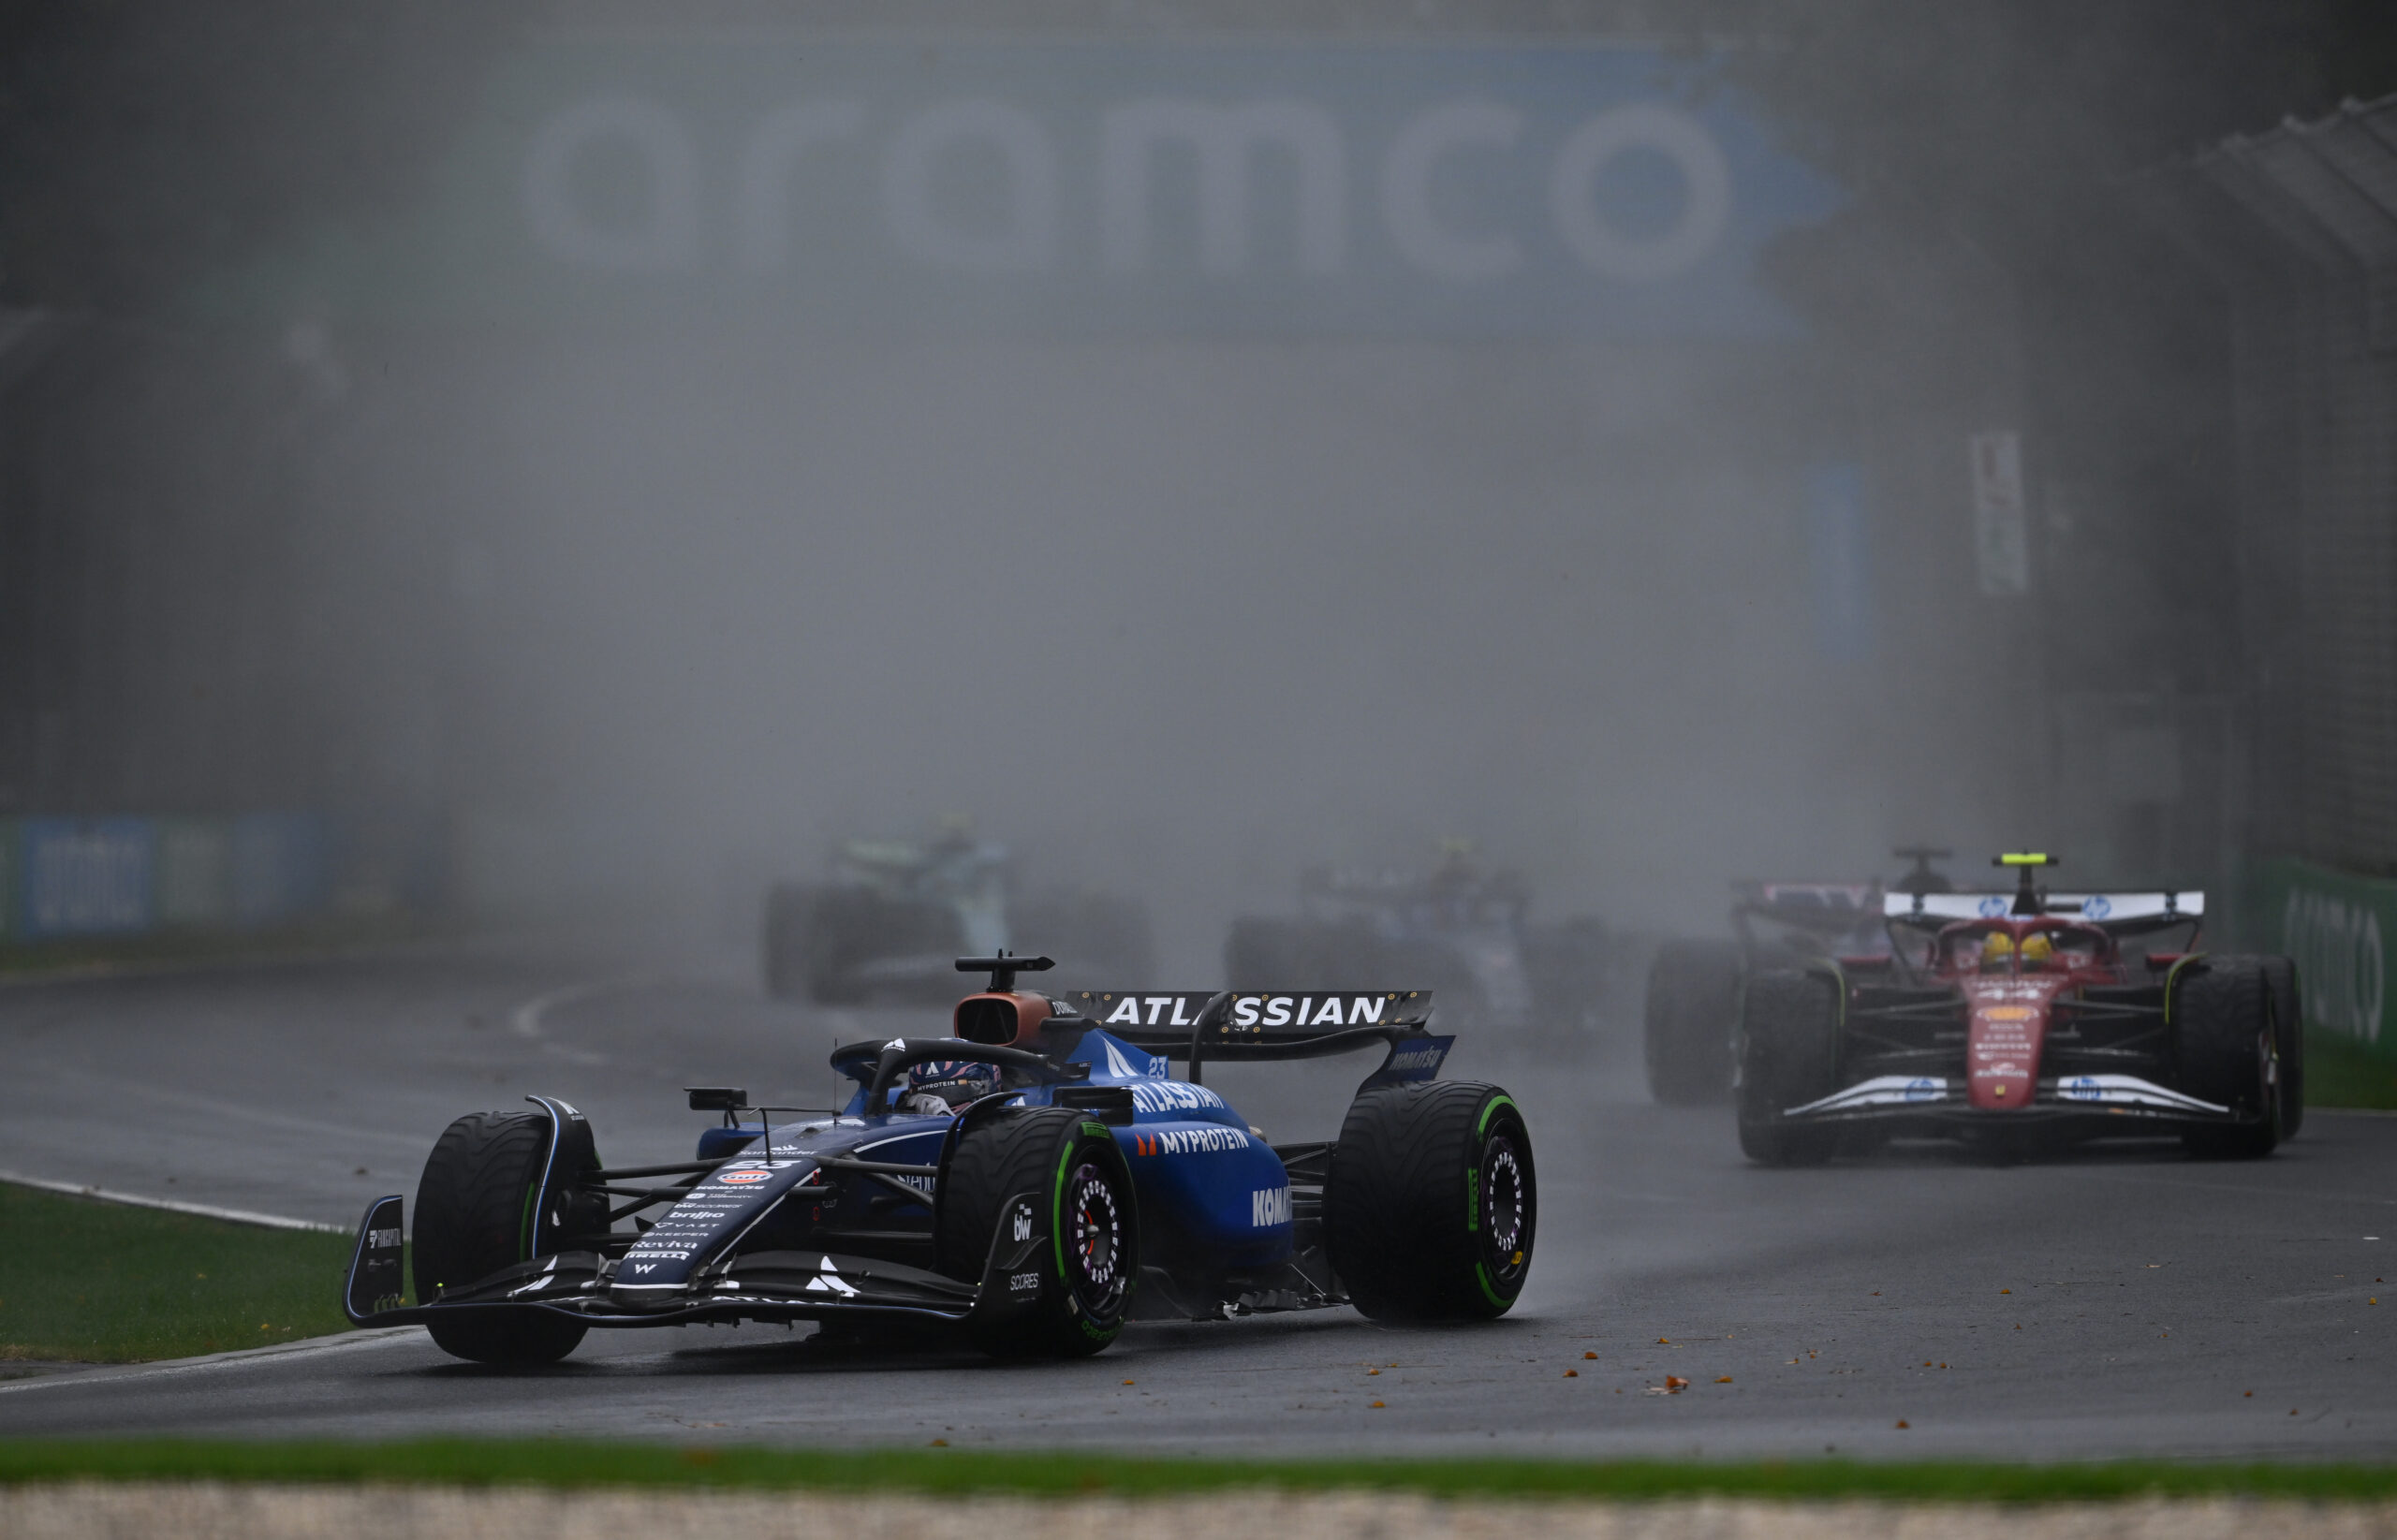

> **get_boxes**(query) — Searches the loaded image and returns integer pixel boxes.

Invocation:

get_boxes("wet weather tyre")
[1736,969,1840,1166]
[1325,1081,1536,1321]
[2262,956,2304,1139]
[1644,939,1743,1106]
[411,1111,589,1364]
[935,1107,1138,1357]
[2172,959,2281,1160]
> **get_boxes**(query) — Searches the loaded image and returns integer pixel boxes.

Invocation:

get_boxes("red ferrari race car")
[1737,854,2301,1165]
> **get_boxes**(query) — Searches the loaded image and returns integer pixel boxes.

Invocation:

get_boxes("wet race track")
[2,940,2392,1459]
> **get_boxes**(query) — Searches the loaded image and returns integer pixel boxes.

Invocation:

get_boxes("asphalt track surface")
[3,940,2393,1459]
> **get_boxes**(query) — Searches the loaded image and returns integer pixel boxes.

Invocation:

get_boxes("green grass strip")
[0,1440,2393,1501]
[0,1183,356,1363]
[2308,1033,2397,1110]
[0,914,432,977]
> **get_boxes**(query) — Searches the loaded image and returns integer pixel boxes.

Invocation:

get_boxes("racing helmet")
[2020,932,2054,967]
[1979,931,2016,970]
[906,1058,1001,1108]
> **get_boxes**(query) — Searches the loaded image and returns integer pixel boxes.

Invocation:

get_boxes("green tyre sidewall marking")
[1051,1139,1075,1300]
[2163,953,2206,1025]
[1471,1093,1523,1313]
[1466,1093,1520,1232]
[1080,1121,1130,1334]
[1050,1121,1125,1343]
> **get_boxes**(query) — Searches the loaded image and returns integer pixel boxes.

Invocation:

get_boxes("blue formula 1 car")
[341,955,1537,1362]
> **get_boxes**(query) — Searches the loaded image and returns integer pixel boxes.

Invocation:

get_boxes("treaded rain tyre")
[1644,939,1743,1106]
[2261,955,2304,1139]
[1735,970,1840,1166]
[1325,1081,1536,1321]
[934,1107,1137,1357]
[411,1111,589,1364]
[2172,959,2281,1160]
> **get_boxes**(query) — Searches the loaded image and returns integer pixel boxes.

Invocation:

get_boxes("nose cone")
[1964,991,2052,1111]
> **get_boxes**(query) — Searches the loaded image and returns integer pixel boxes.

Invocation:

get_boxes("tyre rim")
[1481,1134,1529,1281]
[1065,1161,1128,1313]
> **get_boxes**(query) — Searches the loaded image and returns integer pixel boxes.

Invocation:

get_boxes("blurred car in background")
[763,824,1154,1003]
[1642,847,1953,1105]
[1735,853,2302,1165]
[1224,843,1611,1043]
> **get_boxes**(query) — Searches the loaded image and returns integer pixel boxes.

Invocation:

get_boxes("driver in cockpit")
[901,1059,1001,1115]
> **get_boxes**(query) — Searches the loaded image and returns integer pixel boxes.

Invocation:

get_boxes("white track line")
[509,974,664,1038]
[0,1170,345,1232]
[46,1067,429,1152]
[0,1326,426,1396]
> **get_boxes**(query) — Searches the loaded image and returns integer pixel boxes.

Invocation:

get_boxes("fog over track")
[2,948,2390,1459]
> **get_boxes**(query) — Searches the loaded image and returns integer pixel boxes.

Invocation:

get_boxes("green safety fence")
[2253,858,2393,1060]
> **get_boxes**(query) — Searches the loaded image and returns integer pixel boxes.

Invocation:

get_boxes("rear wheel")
[1736,970,1841,1166]
[1325,1081,1536,1320]
[2173,959,2281,1160]
[935,1107,1138,1357]
[412,1111,590,1364]
[1644,939,1743,1105]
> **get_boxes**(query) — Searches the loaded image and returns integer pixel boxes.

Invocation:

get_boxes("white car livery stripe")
[2054,1075,2228,1114]
[1787,1076,1951,1115]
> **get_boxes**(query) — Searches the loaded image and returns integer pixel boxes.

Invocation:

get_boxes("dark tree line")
[0,1,531,315]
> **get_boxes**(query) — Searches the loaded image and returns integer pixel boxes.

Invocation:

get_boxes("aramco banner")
[0,814,379,942]
[2260,858,2394,1056]
[289,39,1838,338]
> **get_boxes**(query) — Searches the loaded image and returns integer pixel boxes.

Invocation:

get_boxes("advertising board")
[155,818,236,928]
[19,819,155,939]
[2260,857,2393,1055]
[266,39,1838,341]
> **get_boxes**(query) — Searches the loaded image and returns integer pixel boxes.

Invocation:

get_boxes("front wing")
[343,1192,1045,1333]
[1772,1073,2251,1129]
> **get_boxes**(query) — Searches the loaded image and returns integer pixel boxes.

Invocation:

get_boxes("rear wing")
[1064,990,1446,1084]
[1070,990,1431,1036]
[1734,881,1884,933]
[1884,889,2203,934]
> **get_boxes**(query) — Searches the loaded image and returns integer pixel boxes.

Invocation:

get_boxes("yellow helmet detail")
[1980,931,2016,964]
[2021,933,2054,963]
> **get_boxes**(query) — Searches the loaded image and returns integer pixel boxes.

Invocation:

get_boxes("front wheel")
[2173,959,2282,1161]
[2260,955,2304,1139]
[934,1107,1138,1357]
[1736,970,1840,1166]
[1325,1081,1536,1321]
[412,1110,592,1364]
